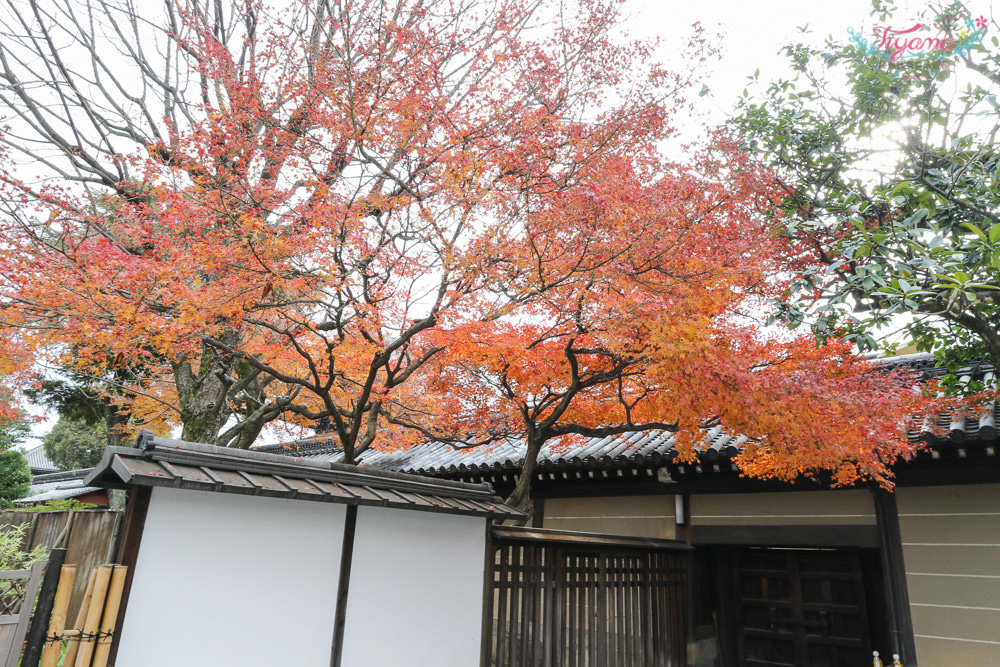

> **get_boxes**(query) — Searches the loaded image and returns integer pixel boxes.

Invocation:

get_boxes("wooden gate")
[0,561,45,667]
[733,547,873,667]
[484,526,690,667]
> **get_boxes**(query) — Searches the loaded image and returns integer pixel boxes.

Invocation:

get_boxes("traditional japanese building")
[259,354,999,666]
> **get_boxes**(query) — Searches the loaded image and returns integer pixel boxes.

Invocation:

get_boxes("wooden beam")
[22,548,67,667]
[690,524,880,548]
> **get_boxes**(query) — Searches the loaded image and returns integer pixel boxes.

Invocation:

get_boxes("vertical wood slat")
[625,556,634,667]
[550,549,563,667]
[632,555,641,667]
[22,549,67,667]
[480,535,495,667]
[515,545,526,667]
[484,538,688,667]
[496,545,510,667]
[520,546,532,667]
[530,547,542,665]
[572,554,580,667]
[583,554,591,667]
[617,556,626,667]
[642,553,653,667]
[39,566,76,667]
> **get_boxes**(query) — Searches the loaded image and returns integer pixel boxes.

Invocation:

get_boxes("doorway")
[695,546,891,667]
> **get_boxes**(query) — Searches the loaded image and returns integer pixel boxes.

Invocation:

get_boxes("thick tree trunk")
[174,340,237,445]
[103,405,127,449]
[505,434,545,514]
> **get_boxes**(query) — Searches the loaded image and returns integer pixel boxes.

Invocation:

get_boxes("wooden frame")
[872,488,917,666]
[690,524,880,548]
[105,486,150,667]
[329,505,358,667]
[482,527,690,667]
[0,561,45,667]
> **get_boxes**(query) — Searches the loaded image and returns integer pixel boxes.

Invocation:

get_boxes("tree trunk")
[103,405,127,449]
[175,340,237,445]
[505,434,545,514]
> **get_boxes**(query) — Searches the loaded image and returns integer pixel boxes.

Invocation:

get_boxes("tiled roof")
[17,469,102,504]
[85,433,525,521]
[254,355,997,478]
[258,428,745,477]
[20,445,58,474]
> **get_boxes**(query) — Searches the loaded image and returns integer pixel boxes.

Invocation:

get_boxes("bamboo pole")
[62,568,98,667]
[72,565,113,667]
[39,565,76,667]
[90,566,127,667]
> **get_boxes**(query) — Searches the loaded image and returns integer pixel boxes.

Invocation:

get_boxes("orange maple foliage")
[0,0,931,493]
[0,0,696,455]
[404,142,933,505]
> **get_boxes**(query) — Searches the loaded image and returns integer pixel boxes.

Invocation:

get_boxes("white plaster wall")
[340,506,487,667]
[896,484,1000,664]
[114,487,345,667]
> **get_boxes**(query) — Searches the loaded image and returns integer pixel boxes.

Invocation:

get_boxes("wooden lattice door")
[733,548,873,667]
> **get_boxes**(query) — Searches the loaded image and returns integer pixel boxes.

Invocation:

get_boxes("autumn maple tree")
[0,0,697,456]
[401,141,931,507]
[0,0,933,494]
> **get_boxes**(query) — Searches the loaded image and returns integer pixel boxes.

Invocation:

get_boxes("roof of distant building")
[17,468,103,504]
[20,444,59,474]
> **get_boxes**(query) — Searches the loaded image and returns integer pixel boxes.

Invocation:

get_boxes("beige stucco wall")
[542,495,676,539]
[690,489,877,526]
[896,484,1000,664]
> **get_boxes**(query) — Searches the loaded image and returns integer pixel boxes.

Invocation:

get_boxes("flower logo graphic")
[975,16,988,29]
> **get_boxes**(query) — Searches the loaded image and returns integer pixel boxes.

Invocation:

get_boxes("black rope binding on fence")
[46,629,118,642]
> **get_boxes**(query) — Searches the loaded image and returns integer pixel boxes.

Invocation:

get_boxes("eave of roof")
[85,434,525,522]
[491,525,693,551]
[265,429,734,477]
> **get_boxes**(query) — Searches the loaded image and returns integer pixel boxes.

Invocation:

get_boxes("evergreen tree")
[42,418,107,471]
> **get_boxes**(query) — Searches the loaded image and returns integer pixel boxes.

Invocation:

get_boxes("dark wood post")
[330,505,358,667]
[21,548,68,667]
[107,485,151,667]
[872,487,917,666]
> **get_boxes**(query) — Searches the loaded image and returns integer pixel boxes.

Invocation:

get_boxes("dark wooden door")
[733,548,872,667]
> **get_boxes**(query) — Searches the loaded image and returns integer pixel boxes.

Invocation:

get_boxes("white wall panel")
[897,483,1000,662]
[543,495,677,538]
[690,489,876,525]
[340,506,486,667]
[114,488,345,667]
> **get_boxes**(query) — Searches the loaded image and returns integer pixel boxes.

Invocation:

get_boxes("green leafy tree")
[28,376,128,448]
[734,1,1000,382]
[0,416,29,452]
[0,408,32,508]
[42,418,108,471]
[0,523,46,610]
[0,451,31,508]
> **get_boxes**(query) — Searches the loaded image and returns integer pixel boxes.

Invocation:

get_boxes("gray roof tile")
[86,435,525,521]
